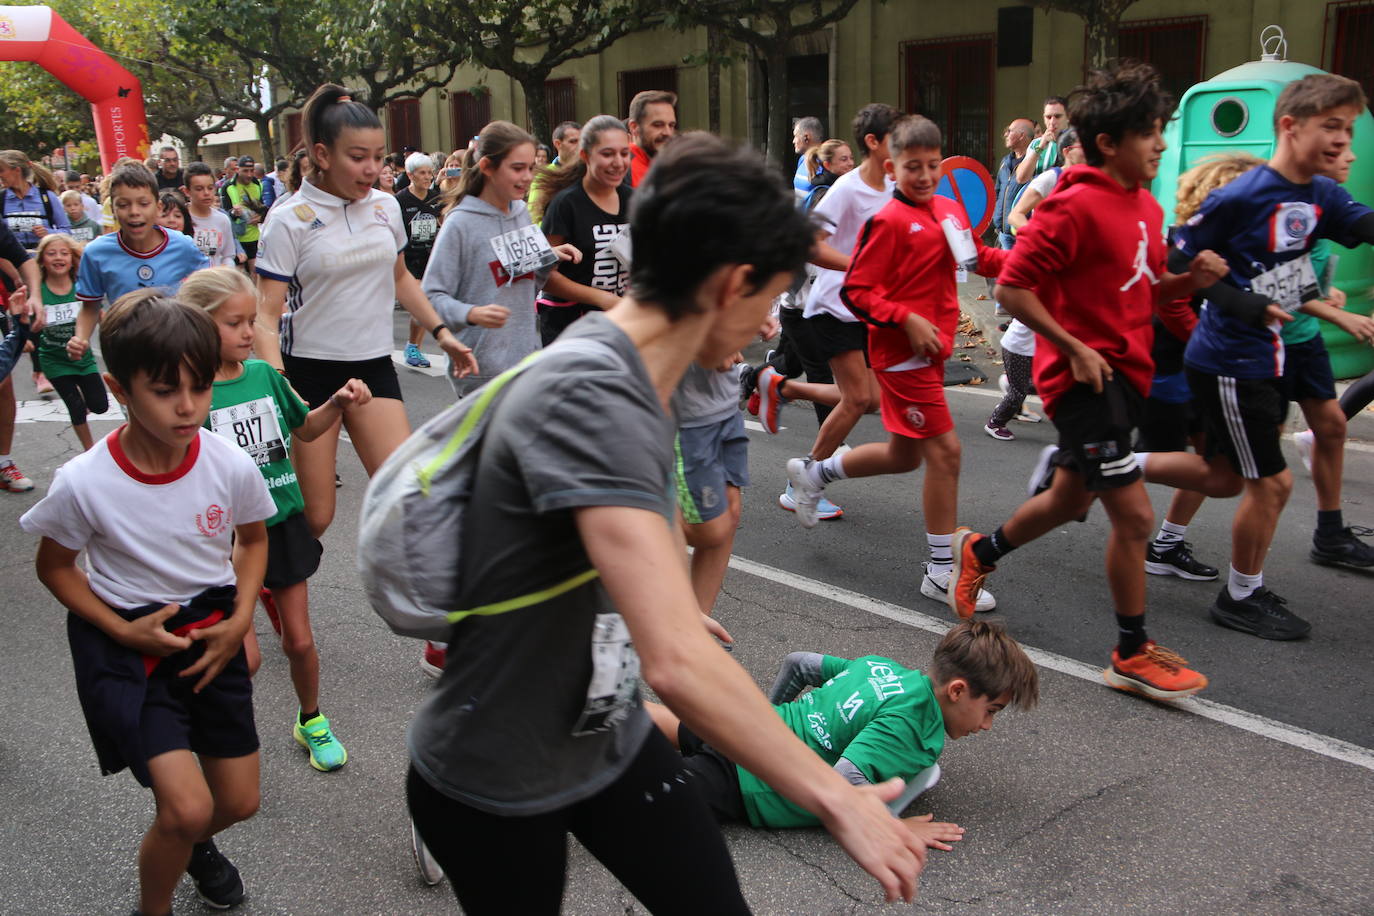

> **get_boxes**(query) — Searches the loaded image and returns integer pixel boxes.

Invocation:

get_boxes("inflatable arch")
[0,5,149,170]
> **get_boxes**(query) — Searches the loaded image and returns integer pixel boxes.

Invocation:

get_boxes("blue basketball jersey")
[76,227,209,306]
[1177,165,1371,379]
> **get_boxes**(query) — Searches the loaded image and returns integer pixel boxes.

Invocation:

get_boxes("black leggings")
[768,308,835,425]
[990,350,1033,427]
[407,730,751,916]
[50,372,108,426]
[1339,368,1374,420]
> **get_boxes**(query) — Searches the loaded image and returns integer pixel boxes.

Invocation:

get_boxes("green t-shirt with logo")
[736,655,946,829]
[37,281,97,379]
[1280,238,1329,345]
[206,359,309,527]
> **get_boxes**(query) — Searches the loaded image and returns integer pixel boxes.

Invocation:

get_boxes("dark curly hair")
[1068,61,1176,168]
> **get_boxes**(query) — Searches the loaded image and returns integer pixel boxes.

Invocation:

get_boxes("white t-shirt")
[20,429,275,608]
[1027,166,1064,200]
[256,180,407,361]
[81,193,101,223]
[804,168,895,321]
[190,208,237,267]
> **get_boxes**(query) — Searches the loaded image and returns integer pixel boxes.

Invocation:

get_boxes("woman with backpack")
[1,150,71,396]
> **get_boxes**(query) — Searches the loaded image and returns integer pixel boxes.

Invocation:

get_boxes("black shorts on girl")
[282,353,403,407]
[1049,377,1145,491]
[263,511,323,590]
[805,313,869,364]
[49,372,109,426]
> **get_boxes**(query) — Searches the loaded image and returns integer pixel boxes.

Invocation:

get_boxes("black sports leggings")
[407,729,752,915]
[769,308,835,425]
[50,372,108,426]
[1339,368,1374,420]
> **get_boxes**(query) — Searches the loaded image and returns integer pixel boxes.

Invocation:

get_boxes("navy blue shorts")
[1281,336,1337,403]
[139,640,258,782]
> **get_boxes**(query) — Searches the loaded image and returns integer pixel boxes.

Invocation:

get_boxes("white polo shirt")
[804,169,894,322]
[256,180,407,361]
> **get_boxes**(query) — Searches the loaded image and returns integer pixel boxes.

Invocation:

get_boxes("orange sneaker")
[947,527,994,620]
[1102,642,1208,700]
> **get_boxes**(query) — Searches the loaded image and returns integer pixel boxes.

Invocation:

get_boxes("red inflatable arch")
[0,5,149,170]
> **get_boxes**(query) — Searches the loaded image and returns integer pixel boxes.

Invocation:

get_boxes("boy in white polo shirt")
[22,290,274,915]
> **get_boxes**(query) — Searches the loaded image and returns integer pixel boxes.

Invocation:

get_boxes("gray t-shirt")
[672,363,739,428]
[407,313,673,815]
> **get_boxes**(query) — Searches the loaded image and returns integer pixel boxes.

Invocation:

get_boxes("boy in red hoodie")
[787,116,1007,612]
[947,63,1233,700]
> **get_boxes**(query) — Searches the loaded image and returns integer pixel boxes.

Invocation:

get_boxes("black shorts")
[282,353,403,407]
[1134,397,1203,453]
[806,313,869,365]
[240,239,259,260]
[536,302,598,347]
[1187,369,1289,480]
[140,643,257,782]
[264,511,322,589]
[676,723,746,823]
[49,372,109,426]
[1050,377,1145,492]
[1281,336,1338,403]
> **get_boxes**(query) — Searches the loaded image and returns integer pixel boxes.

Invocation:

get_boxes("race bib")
[409,212,438,245]
[44,300,77,327]
[489,224,557,279]
[571,612,640,737]
[209,397,287,467]
[1250,255,1320,314]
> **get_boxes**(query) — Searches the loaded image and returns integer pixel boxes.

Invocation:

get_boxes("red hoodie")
[842,191,1007,371]
[997,165,1166,416]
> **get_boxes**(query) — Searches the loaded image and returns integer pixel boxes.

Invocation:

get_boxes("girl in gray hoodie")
[422,121,581,396]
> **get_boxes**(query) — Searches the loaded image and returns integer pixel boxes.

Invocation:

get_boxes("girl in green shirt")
[35,234,107,449]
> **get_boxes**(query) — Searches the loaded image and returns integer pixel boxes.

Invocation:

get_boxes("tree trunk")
[254,114,279,169]
[764,42,792,175]
[1083,0,1130,71]
[518,72,552,154]
[706,26,723,135]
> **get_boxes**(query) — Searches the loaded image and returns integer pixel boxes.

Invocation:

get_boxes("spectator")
[792,115,824,197]
[1015,96,1068,184]
[551,120,581,166]
[154,146,184,191]
[625,90,677,187]
[221,155,268,273]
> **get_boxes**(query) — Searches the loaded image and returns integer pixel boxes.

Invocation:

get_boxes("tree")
[1038,0,1141,70]
[408,0,653,148]
[665,0,868,173]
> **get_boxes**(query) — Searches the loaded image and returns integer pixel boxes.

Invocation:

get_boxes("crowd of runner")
[3,61,1373,914]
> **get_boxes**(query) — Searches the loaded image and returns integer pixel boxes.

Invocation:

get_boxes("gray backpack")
[358,339,612,640]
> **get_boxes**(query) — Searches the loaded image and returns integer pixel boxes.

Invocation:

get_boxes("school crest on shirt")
[373,202,390,226]
[1270,201,1320,253]
[136,264,154,282]
[293,203,315,222]
[195,504,231,537]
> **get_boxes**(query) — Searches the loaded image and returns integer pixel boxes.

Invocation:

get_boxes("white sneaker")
[410,817,445,886]
[921,566,997,612]
[1027,444,1059,497]
[785,458,824,529]
[1294,429,1315,474]
[778,483,844,520]
[0,462,35,492]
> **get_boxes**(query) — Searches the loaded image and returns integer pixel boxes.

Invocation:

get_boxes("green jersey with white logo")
[736,655,945,828]
[206,359,308,528]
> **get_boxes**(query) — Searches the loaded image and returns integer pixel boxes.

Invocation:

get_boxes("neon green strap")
[446,568,601,624]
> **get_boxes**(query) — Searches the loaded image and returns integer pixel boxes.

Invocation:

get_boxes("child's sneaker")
[947,528,994,620]
[920,566,996,612]
[421,640,446,677]
[1310,525,1374,570]
[293,712,348,771]
[1027,444,1058,497]
[1293,428,1315,473]
[756,367,786,434]
[259,588,282,636]
[785,458,824,528]
[1102,642,1208,699]
[0,461,34,492]
[777,483,843,520]
[1145,540,1218,580]
[411,817,446,886]
[33,372,54,395]
[983,422,1014,441]
[186,838,245,909]
[404,343,432,368]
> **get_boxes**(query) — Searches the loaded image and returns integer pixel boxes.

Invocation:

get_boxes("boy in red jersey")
[787,116,1006,612]
[947,63,1232,700]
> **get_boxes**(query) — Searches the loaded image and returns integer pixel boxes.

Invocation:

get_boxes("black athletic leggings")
[407,729,752,916]
[50,372,108,426]
[1339,368,1374,420]
[769,308,835,425]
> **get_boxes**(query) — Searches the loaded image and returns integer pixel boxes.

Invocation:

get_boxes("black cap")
[237,155,255,167]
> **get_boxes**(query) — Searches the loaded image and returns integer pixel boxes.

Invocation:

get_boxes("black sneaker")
[1210,586,1311,640]
[1311,525,1374,570]
[1145,540,1218,581]
[186,839,245,909]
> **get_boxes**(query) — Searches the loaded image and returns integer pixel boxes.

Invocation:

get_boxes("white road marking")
[16,398,125,423]
[743,419,784,433]
[727,553,1374,773]
[392,349,447,378]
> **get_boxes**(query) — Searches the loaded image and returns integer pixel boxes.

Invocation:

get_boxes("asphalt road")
[1,314,1371,915]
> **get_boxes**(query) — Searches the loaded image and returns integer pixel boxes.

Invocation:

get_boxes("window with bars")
[902,35,994,166]
[387,98,421,152]
[1327,1,1374,109]
[451,91,492,151]
[618,67,678,120]
[1117,17,1207,103]
[543,78,577,138]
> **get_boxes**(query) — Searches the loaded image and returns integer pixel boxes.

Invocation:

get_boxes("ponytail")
[441,120,536,217]
[529,113,627,223]
[301,83,382,171]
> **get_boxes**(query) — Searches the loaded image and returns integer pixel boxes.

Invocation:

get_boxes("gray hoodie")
[422,195,555,395]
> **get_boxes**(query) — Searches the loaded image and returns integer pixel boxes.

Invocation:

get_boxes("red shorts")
[876,365,953,439]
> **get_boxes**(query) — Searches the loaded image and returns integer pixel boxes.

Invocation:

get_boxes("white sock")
[1154,520,1187,548]
[0,454,10,468]
[807,454,847,487]
[927,532,953,579]
[1135,451,1150,476]
[1227,565,1263,601]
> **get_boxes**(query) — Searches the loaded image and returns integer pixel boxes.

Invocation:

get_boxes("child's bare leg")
[1097,482,1157,619]
[242,628,262,677]
[920,432,961,536]
[835,433,922,478]
[1001,465,1096,547]
[809,350,878,460]
[141,750,214,916]
[644,701,682,748]
[779,377,841,407]
[73,422,94,450]
[197,752,261,841]
[273,580,321,713]
[684,486,741,615]
[408,318,425,349]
